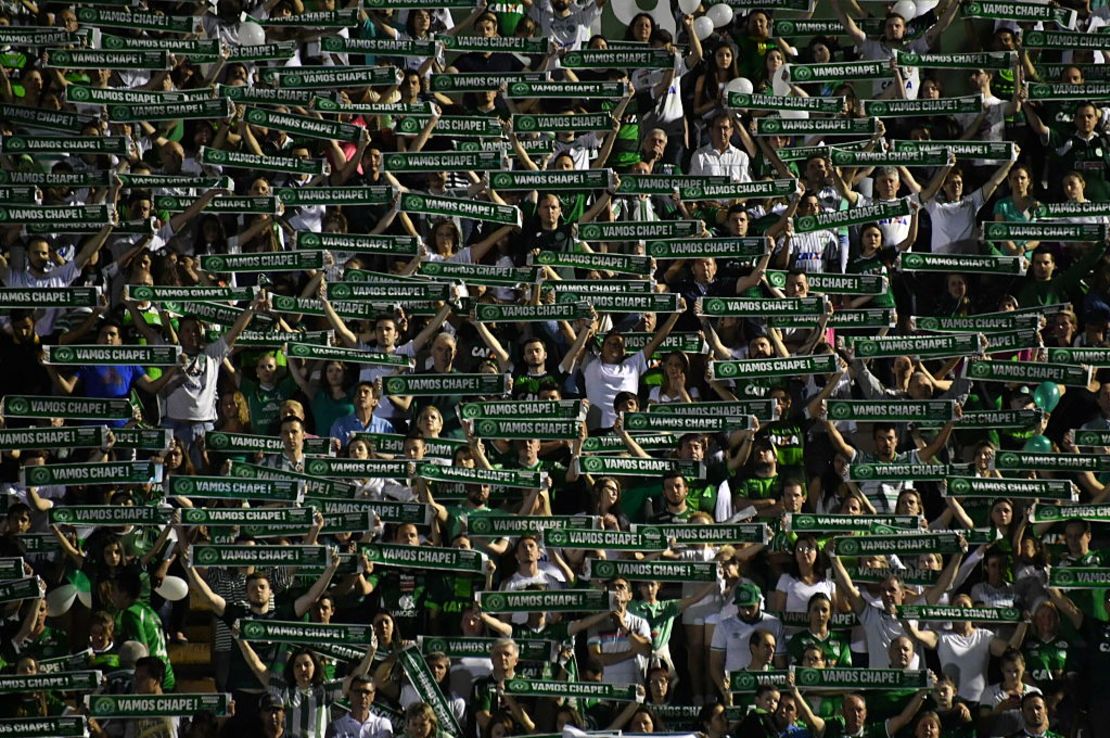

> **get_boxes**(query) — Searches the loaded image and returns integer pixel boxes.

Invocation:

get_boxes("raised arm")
[410,301,453,354]
[829,0,867,45]
[918,404,961,463]
[224,290,270,349]
[234,636,274,687]
[292,552,342,618]
[826,539,865,614]
[923,545,966,605]
[640,297,686,359]
[177,543,228,616]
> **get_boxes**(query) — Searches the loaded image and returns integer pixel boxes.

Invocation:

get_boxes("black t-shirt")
[452,51,524,75]
[220,600,296,691]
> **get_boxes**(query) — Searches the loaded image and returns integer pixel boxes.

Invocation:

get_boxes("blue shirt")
[329,413,395,446]
[75,364,144,428]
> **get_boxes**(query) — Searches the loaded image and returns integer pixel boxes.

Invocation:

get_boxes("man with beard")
[730,436,781,517]
[1009,693,1063,738]
[177,534,342,732]
[511,329,591,401]
[709,583,786,701]
[441,482,503,548]
[0,228,113,335]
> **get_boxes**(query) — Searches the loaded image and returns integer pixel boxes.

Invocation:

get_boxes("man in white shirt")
[583,578,652,687]
[831,0,961,100]
[162,290,269,466]
[529,0,604,52]
[709,583,786,696]
[1,227,113,335]
[331,676,393,738]
[830,543,966,669]
[921,156,1016,254]
[688,112,751,182]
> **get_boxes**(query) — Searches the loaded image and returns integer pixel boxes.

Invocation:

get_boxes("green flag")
[85,694,232,718]
[967,360,1092,387]
[787,60,887,83]
[22,462,161,487]
[944,477,1075,501]
[710,354,836,380]
[794,668,932,690]
[43,345,180,367]
[1,396,131,420]
[854,334,981,360]
[168,475,305,504]
[401,192,520,226]
[244,108,362,142]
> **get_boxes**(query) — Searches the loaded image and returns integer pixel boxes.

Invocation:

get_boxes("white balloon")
[678,0,701,14]
[156,575,189,602]
[723,77,747,98]
[693,15,715,41]
[707,3,733,28]
[780,109,809,120]
[915,0,940,13]
[46,585,77,618]
[238,20,266,46]
[76,589,92,609]
[892,0,917,20]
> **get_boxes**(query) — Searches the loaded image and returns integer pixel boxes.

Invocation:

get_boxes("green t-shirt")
[733,474,780,503]
[117,601,175,690]
[846,248,896,309]
[628,599,682,652]
[1023,633,1070,685]
[240,375,299,434]
[787,629,853,667]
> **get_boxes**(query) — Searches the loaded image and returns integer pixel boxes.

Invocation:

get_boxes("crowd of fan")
[4,1,1110,738]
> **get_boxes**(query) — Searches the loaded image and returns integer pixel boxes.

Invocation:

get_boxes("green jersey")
[1024,634,1070,685]
[787,629,853,668]
[628,599,682,652]
[117,601,175,690]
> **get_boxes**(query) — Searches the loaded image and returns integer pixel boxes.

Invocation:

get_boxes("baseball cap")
[735,582,762,608]
[258,694,286,712]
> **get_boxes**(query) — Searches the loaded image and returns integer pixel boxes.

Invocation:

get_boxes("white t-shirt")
[688,143,752,182]
[587,611,652,686]
[582,350,649,428]
[923,188,988,254]
[937,627,995,703]
[710,612,785,672]
[860,36,928,99]
[164,338,231,422]
[774,574,837,615]
[858,603,921,669]
[4,259,81,335]
[529,0,601,52]
[857,195,912,247]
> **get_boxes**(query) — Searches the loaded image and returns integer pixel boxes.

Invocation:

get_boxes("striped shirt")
[268,676,343,738]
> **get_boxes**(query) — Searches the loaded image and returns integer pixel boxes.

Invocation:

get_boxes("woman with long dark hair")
[234,641,377,738]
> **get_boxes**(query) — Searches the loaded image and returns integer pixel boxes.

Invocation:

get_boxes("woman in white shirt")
[647,351,701,405]
[901,593,1028,704]
[768,534,836,624]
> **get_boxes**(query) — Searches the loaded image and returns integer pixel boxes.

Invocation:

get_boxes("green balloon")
[1033,381,1061,412]
[1022,434,1053,453]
